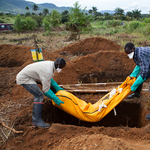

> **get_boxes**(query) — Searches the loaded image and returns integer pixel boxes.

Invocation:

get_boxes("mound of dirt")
[4,124,150,150]
[0,38,131,94]
[0,37,150,150]
[55,37,121,56]
[55,50,135,84]
[0,44,57,68]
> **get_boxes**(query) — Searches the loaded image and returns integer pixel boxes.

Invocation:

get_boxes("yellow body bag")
[31,48,44,62]
[52,77,136,122]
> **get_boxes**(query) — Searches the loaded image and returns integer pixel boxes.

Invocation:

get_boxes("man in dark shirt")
[124,43,150,119]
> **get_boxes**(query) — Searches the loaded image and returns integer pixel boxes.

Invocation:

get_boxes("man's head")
[124,43,135,59]
[54,58,66,73]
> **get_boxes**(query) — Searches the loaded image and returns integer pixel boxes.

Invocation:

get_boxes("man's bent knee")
[34,93,44,102]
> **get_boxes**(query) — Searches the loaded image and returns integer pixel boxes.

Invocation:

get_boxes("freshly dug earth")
[1,37,150,150]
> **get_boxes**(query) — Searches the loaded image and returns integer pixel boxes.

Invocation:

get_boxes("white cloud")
[123,2,150,13]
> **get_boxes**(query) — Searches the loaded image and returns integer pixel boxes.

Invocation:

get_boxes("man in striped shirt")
[124,43,150,119]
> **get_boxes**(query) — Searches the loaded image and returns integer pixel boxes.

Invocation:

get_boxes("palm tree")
[114,7,124,19]
[104,12,110,17]
[104,12,112,20]
[126,11,133,17]
[92,7,97,16]
[25,6,30,16]
[88,9,92,15]
[96,12,103,17]
[132,9,141,19]
[32,4,38,14]
[43,8,49,16]
[25,6,29,11]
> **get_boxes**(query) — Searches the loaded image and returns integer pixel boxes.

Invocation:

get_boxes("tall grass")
[90,20,150,50]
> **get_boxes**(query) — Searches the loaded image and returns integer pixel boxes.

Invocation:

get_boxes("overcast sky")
[25,0,150,14]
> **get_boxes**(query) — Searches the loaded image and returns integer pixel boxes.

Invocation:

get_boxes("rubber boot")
[145,113,150,120]
[127,83,143,99]
[127,93,140,98]
[32,102,50,128]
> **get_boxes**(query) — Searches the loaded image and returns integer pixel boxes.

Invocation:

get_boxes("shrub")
[23,17,36,30]
[144,18,150,23]
[99,21,105,25]
[61,14,69,23]
[0,19,4,23]
[128,21,144,32]
[142,24,150,35]
[14,15,36,32]
[50,9,61,27]
[13,15,23,32]
[0,12,4,16]
[43,16,51,31]
[43,9,61,31]
[31,15,43,27]
[61,10,69,23]
[25,12,30,17]
[108,19,121,27]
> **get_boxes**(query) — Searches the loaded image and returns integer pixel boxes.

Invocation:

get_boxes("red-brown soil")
[1,37,150,150]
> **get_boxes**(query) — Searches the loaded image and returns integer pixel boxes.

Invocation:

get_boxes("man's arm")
[131,75,145,91]
[44,89,64,105]
[130,65,140,78]
[51,78,64,92]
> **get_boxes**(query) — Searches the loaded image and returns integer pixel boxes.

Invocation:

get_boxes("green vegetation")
[0,1,150,45]
[0,0,71,14]
[13,15,36,32]
[0,14,15,23]
[67,1,92,39]
[43,9,61,32]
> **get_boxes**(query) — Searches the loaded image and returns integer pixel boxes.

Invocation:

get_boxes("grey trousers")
[21,84,44,102]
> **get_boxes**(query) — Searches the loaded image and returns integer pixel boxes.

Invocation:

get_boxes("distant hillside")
[0,0,70,14]
[0,0,114,14]
[100,10,115,15]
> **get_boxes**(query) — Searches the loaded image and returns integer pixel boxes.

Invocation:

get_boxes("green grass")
[89,20,150,50]
[0,15,15,23]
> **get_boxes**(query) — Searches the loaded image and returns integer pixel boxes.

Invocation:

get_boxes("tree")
[88,7,97,17]
[25,12,30,17]
[13,15,23,33]
[126,11,133,17]
[61,10,69,23]
[50,9,61,27]
[0,12,4,16]
[114,7,124,19]
[104,12,112,20]
[25,6,29,16]
[96,12,103,16]
[68,1,92,40]
[14,15,36,33]
[132,9,141,20]
[43,8,49,16]
[92,6,97,16]
[25,6,29,11]
[88,9,92,14]
[38,12,43,16]
[32,15,43,27]
[62,10,69,16]
[43,9,61,31]
[32,4,38,14]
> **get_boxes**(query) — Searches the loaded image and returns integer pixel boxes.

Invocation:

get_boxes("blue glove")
[44,89,64,105]
[130,65,140,78]
[131,75,145,91]
[51,78,64,92]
